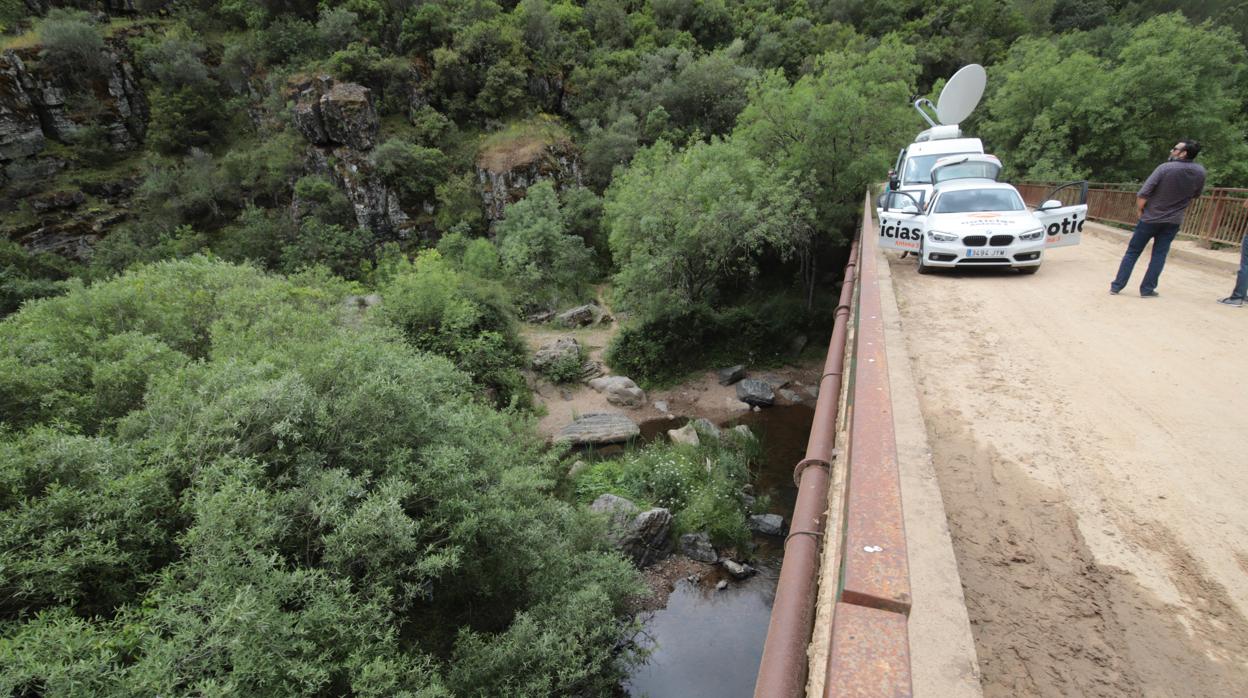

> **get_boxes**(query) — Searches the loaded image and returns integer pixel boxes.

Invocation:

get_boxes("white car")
[878,157,1087,274]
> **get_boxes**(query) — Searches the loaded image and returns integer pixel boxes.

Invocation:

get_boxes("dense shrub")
[496,180,596,310]
[147,84,228,155]
[37,9,108,79]
[0,258,642,694]
[0,241,78,317]
[606,293,826,384]
[571,428,760,548]
[370,138,447,206]
[292,174,354,225]
[87,222,206,280]
[280,217,372,279]
[373,250,528,408]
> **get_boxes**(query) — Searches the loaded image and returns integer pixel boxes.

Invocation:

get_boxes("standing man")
[1215,197,1248,307]
[1110,140,1206,297]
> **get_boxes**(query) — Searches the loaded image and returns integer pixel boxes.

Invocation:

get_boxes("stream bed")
[624,404,814,698]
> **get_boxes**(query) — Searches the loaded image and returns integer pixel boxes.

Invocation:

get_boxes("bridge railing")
[1016,181,1248,247]
[754,191,913,698]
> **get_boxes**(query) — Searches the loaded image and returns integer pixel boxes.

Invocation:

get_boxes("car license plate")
[966,249,1006,257]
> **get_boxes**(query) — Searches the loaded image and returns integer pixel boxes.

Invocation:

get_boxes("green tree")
[495,180,595,309]
[604,137,812,315]
[370,138,448,206]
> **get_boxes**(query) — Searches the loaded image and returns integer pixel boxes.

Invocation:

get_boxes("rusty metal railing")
[754,191,913,697]
[1017,181,1248,246]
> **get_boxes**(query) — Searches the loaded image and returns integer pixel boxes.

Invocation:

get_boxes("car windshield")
[932,160,1000,183]
[902,152,978,185]
[933,189,1025,213]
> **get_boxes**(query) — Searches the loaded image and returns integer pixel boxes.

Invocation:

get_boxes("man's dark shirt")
[1138,159,1206,224]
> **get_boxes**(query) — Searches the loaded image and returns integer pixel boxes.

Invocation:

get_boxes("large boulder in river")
[679,532,718,563]
[736,379,775,407]
[554,413,639,446]
[591,494,673,567]
[749,513,786,537]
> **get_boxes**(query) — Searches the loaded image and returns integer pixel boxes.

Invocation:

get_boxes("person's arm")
[1136,166,1162,218]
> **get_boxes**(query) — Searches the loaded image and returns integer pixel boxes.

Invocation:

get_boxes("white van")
[887,125,985,208]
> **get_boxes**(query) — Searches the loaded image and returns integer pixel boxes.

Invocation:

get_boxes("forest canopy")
[3,0,1248,693]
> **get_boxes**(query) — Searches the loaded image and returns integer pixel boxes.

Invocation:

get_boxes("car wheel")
[916,242,933,275]
[1017,265,1040,275]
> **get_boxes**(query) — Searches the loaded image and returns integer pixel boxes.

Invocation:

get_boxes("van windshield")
[933,189,1025,213]
[903,152,978,185]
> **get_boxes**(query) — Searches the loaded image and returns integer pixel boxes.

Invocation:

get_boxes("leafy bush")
[280,217,372,280]
[434,173,486,233]
[373,250,528,407]
[0,240,78,317]
[604,137,812,316]
[571,432,757,548]
[496,180,596,310]
[37,9,108,79]
[1,257,642,694]
[607,293,825,384]
[146,84,228,155]
[370,138,447,206]
[293,174,355,225]
[317,6,361,50]
[212,205,293,267]
[542,351,584,384]
[87,222,206,280]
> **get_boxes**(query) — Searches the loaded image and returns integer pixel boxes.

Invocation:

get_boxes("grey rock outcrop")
[556,303,599,327]
[588,375,646,408]
[476,134,582,223]
[717,365,746,386]
[1,42,147,186]
[679,532,718,563]
[736,379,775,407]
[748,513,785,537]
[667,423,700,446]
[591,494,673,567]
[307,145,410,236]
[693,418,721,441]
[532,336,581,372]
[554,413,639,445]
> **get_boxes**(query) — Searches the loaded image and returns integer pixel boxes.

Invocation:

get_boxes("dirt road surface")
[887,228,1248,697]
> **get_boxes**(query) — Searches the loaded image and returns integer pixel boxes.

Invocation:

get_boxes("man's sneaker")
[1217,296,1244,307]
[1109,287,1120,295]
[1140,291,1160,298]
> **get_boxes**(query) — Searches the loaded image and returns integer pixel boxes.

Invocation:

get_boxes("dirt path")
[887,231,1248,696]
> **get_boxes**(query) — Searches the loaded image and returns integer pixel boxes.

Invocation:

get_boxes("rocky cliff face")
[290,75,411,237]
[475,136,582,224]
[0,42,147,189]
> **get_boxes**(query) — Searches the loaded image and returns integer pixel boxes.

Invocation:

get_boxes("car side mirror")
[888,171,900,191]
[1038,199,1063,211]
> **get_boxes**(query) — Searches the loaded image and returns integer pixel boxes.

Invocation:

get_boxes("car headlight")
[927,230,958,242]
[1019,228,1044,241]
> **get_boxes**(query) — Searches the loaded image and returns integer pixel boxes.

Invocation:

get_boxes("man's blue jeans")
[1111,221,1181,294]
[1231,233,1248,300]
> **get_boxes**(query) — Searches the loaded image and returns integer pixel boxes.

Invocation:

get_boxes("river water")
[624,404,814,698]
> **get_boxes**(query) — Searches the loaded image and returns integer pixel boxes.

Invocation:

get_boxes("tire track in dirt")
[887,237,1248,696]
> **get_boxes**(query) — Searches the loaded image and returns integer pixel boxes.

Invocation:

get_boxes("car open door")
[1034,181,1088,248]
[877,191,926,253]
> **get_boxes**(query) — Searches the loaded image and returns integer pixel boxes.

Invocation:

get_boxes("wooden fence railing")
[1015,182,1248,247]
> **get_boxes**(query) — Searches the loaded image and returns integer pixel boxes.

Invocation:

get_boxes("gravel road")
[887,228,1248,697]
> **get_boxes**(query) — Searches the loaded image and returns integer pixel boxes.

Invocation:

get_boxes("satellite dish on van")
[935,64,986,126]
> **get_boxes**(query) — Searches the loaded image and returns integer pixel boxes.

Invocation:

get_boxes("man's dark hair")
[1180,140,1201,160]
